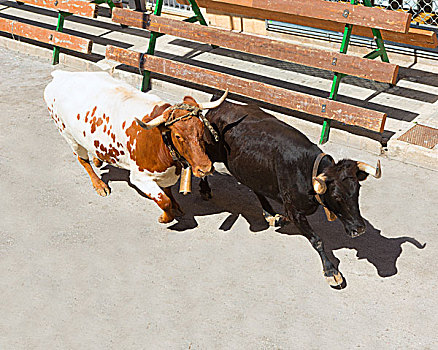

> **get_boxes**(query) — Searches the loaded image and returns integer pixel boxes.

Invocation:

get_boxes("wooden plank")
[197,0,437,48]
[113,9,398,84]
[106,45,386,133]
[206,0,411,33]
[16,0,97,18]
[0,18,93,53]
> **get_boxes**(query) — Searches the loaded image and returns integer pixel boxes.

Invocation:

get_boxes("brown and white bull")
[44,71,227,223]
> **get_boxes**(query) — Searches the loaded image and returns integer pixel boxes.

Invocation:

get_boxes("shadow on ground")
[101,165,425,280]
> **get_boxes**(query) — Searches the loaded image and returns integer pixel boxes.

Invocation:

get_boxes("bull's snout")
[350,225,366,238]
[193,164,214,178]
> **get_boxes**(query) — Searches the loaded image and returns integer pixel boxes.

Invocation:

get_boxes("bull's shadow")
[101,165,425,279]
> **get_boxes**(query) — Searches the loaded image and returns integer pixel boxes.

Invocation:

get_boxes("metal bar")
[52,12,66,65]
[141,0,164,92]
[320,20,353,144]
[184,16,200,23]
[364,49,383,60]
[362,0,389,63]
[187,0,208,26]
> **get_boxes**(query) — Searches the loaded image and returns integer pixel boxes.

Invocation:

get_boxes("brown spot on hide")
[91,124,96,134]
[96,151,112,164]
[105,115,109,123]
[111,133,116,143]
[83,131,86,137]
[77,114,80,120]
[103,125,107,133]
[122,121,126,129]
[94,140,100,148]
[85,111,90,119]
[91,106,97,117]
[85,115,88,123]
[96,118,103,127]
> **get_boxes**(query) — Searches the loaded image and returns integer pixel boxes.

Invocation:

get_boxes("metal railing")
[329,0,438,27]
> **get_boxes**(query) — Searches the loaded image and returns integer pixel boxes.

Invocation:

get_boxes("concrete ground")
[1,47,438,349]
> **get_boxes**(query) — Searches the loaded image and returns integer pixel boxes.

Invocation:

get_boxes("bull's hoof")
[159,212,175,224]
[324,270,345,289]
[93,181,111,197]
[200,190,212,201]
[264,213,287,227]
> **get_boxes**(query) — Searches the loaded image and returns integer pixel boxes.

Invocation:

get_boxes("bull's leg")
[199,177,212,200]
[286,206,343,288]
[93,157,103,168]
[77,157,111,197]
[62,135,110,197]
[130,173,175,224]
[255,192,288,227]
[162,187,184,217]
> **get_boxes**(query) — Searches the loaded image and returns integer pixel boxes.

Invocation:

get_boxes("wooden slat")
[16,0,97,18]
[0,18,93,53]
[105,45,386,133]
[113,9,398,84]
[197,0,437,48]
[205,0,411,33]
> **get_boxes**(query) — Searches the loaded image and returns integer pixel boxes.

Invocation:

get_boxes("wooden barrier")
[112,9,399,84]
[0,0,107,64]
[197,0,437,48]
[191,0,438,143]
[206,0,412,33]
[0,17,92,53]
[106,45,386,133]
[110,5,391,138]
[16,0,98,18]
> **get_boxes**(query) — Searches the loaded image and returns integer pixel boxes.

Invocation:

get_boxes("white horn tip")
[375,160,382,179]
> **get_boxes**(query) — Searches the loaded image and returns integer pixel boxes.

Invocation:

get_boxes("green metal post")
[52,12,66,65]
[141,0,164,92]
[363,0,389,62]
[320,22,353,144]
[187,0,208,26]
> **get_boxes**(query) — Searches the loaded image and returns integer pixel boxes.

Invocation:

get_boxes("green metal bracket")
[52,11,72,65]
[140,0,210,92]
[319,0,390,144]
[92,0,116,10]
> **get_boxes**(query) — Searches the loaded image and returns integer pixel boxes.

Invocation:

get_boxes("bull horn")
[313,175,327,194]
[135,114,167,130]
[357,160,382,179]
[198,89,229,110]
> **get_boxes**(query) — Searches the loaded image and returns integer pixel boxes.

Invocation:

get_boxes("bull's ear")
[183,96,198,106]
[356,170,369,182]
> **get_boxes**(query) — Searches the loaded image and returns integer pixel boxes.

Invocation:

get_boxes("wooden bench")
[0,0,110,64]
[194,0,437,142]
[108,0,432,142]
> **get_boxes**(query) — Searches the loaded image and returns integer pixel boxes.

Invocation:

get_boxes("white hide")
[44,70,179,198]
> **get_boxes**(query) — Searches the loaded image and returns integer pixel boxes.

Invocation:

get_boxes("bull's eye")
[175,134,183,141]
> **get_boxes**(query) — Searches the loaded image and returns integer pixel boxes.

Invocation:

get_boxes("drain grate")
[398,124,438,149]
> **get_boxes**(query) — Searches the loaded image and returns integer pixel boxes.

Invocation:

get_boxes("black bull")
[200,99,381,288]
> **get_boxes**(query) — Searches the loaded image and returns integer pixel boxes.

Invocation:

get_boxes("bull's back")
[44,71,162,168]
[206,102,319,200]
